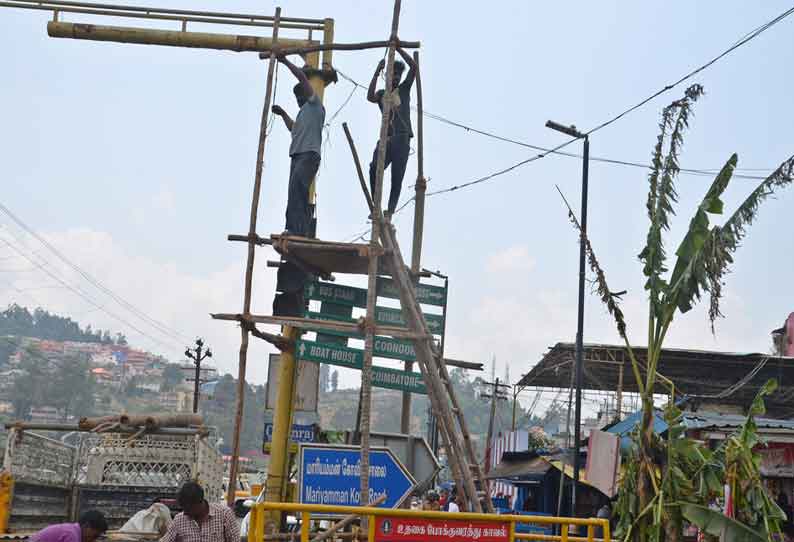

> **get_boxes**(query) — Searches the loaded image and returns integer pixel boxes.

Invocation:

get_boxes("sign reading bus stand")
[374,517,510,542]
[305,279,447,309]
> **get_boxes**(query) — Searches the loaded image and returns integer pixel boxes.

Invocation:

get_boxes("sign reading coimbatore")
[296,339,427,394]
[375,517,510,542]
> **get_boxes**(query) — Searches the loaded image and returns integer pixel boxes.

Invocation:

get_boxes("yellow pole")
[0,471,13,534]
[367,515,376,542]
[301,512,311,542]
[264,328,300,527]
[247,506,259,542]
[263,18,333,528]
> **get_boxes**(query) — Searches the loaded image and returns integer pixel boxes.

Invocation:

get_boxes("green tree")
[10,347,49,420]
[50,355,96,419]
[564,85,794,541]
[160,363,185,392]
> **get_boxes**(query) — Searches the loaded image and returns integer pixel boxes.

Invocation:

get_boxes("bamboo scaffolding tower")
[3,0,494,517]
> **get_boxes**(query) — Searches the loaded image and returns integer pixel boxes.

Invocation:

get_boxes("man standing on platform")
[367,46,416,220]
[272,54,325,237]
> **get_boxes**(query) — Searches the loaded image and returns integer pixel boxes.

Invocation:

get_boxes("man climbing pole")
[272,54,326,237]
[367,46,416,219]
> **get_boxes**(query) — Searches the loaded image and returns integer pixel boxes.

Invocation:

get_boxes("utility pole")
[546,120,589,518]
[479,377,509,481]
[184,338,213,413]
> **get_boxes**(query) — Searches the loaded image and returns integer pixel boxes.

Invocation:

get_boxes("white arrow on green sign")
[305,279,446,308]
[296,339,427,394]
[306,308,444,335]
[305,281,368,308]
[376,277,446,307]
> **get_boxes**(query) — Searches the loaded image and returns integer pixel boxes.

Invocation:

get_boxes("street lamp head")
[206,349,213,358]
[184,349,192,358]
[545,120,585,139]
[196,338,203,347]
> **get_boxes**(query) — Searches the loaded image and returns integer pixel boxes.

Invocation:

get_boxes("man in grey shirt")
[272,54,325,237]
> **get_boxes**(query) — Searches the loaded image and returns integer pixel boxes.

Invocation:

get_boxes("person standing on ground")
[30,510,108,542]
[367,46,417,220]
[272,54,325,237]
[447,494,462,513]
[160,481,239,542]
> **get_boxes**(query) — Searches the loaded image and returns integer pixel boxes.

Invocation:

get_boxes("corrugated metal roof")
[682,412,794,431]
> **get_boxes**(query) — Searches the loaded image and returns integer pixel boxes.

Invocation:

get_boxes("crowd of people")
[415,487,466,512]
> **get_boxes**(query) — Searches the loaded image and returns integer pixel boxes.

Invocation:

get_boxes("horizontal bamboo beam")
[47,21,316,52]
[443,358,484,371]
[1,2,323,30]
[5,422,206,435]
[210,312,432,340]
[8,0,326,25]
[257,39,420,59]
[228,233,273,245]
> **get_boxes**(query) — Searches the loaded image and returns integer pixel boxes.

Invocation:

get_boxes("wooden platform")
[270,234,390,276]
[211,312,431,340]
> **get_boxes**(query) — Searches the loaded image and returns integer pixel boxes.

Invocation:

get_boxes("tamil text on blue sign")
[299,444,415,510]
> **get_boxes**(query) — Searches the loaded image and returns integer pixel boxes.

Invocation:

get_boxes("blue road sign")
[298,444,416,510]
[263,422,316,444]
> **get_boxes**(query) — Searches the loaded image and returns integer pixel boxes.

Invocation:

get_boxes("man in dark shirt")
[272,54,325,237]
[367,47,416,219]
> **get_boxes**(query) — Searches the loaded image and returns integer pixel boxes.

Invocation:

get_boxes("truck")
[0,425,224,534]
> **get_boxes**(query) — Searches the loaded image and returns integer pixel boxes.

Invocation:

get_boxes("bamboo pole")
[210,313,431,340]
[47,21,311,52]
[401,50,425,435]
[11,0,324,25]
[378,226,480,511]
[227,6,281,509]
[256,39,419,59]
[341,123,374,212]
[360,0,403,521]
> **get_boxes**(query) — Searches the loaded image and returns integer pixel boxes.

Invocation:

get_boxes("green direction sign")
[373,336,416,361]
[296,339,426,394]
[377,278,447,307]
[305,281,367,308]
[307,308,444,336]
[374,306,444,335]
[305,279,447,308]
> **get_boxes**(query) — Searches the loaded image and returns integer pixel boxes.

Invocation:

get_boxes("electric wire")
[0,202,190,343]
[336,6,794,199]
[0,234,182,351]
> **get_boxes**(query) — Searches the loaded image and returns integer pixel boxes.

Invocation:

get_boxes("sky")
[1,1,793,418]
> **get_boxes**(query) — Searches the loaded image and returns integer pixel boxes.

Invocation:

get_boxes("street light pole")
[545,120,589,518]
[185,338,213,414]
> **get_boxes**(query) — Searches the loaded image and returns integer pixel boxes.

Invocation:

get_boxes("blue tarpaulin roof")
[604,409,668,451]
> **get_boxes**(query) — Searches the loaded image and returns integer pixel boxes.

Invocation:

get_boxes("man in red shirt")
[160,481,239,542]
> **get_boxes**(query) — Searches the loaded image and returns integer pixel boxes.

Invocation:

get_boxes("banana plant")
[560,84,794,540]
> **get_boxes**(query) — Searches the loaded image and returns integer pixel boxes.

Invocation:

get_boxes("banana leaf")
[680,503,767,542]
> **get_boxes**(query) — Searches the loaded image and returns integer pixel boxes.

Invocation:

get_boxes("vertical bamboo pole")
[360,0,403,516]
[228,6,281,508]
[400,51,425,435]
[615,363,624,421]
